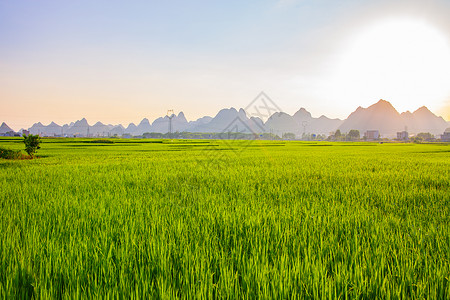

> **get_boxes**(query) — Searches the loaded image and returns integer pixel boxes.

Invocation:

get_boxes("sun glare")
[330,18,450,113]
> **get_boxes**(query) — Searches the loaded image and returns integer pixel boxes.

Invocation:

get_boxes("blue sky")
[1,0,450,129]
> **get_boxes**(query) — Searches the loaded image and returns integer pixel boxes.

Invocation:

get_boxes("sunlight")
[330,17,450,113]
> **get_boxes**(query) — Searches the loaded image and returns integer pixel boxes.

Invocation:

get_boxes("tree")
[347,129,360,141]
[282,132,296,140]
[412,132,435,143]
[23,134,41,158]
[417,132,434,141]
[332,129,343,141]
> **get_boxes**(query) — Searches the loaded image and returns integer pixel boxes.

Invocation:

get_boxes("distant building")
[397,131,408,141]
[441,128,450,142]
[364,130,379,141]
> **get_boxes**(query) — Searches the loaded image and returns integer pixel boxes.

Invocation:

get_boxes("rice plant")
[0,138,449,298]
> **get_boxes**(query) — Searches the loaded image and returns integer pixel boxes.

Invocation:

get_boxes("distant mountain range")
[2,100,449,138]
[338,100,448,137]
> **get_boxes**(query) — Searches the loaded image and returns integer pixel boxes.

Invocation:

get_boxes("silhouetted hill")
[152,112,189,133]
[265,112,299,135]
[339,100,447,137]
[0,122,14,134]
[110,124,124,136]
[310,115,343,135]
[125,123,137,135]
[66,118,90,136]
[134,118,152,135]
[90,121,110,136]
[191,108,253,133]
[401,106,448,135]
[185,116,213,131]
[265,108,342,135]
[173,112,189,132]
[339,100,405,137]
[29,122,45,135]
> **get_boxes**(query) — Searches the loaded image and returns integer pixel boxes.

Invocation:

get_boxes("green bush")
[0,147,23,159]
[23,134,41,157]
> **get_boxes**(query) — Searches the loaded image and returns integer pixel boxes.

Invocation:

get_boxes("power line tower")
[167,109,175,138]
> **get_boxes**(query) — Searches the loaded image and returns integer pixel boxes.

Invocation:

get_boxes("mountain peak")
[293,107,312,120]
[375,99,392,106]
[368,99,399,114]
[216,107,238,117]
[0,122,14,134]
[414,106,431,114]
[177,112,188,123]
[339,99,403,137]
[75,118,89,126]
[0,122,12,129]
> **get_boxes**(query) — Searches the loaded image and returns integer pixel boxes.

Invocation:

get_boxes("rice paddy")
[0,137,449,298]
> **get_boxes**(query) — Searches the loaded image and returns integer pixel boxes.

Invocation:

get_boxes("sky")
[1,0,450,130]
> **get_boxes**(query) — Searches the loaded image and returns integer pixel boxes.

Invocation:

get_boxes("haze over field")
[1,0,450,129]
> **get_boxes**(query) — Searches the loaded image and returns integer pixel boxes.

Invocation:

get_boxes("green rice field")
[0,137,449,298]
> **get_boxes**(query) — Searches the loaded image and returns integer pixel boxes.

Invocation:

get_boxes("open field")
[0,138,449,298]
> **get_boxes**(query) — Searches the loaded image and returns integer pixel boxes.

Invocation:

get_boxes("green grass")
[0,138,449,298]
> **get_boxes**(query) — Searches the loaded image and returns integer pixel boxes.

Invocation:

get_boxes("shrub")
[0,147,23,159]
[23,134,41,158]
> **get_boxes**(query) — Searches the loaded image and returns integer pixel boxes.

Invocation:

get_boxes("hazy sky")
[1,0,450,130]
